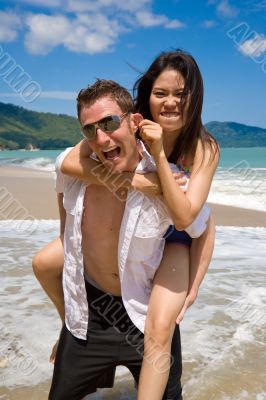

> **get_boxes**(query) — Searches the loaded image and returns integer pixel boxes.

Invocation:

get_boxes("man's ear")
[131,113,143,133]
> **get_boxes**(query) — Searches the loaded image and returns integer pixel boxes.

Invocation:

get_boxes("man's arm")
[61,139,163,193]
[61,140,188,197]
[176,215,216,323]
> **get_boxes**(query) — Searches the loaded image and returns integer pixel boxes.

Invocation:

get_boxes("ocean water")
[1,147,266,398]
[1,147,266,211]
[209,147,266,212]
[0,221,265,399]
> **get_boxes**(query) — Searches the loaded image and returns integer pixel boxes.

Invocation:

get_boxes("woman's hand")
[138,119,164,158]
[176,288,198,324]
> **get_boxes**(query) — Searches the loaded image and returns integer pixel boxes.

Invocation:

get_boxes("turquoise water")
[218,147,266,169]
[0,149,62,162]
[0,147,265,168]
[0,149,62,171]
[1,147,266,210]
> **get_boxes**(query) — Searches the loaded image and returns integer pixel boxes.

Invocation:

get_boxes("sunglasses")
[81,113,129,141]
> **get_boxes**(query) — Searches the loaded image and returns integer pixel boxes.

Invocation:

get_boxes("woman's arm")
[139,119,220,229]
[61,139,188,198]
[60,139,165,195]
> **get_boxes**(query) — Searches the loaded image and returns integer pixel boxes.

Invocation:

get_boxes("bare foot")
[50,339,59,364]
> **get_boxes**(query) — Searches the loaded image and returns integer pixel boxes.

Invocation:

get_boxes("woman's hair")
[133,49,219,164]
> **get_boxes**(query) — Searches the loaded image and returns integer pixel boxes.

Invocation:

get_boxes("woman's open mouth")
[160,112,180,118]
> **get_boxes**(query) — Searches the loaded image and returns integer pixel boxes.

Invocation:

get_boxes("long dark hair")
[133,49,219,165]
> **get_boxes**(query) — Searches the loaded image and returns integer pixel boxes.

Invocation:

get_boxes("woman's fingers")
[139,120,163,142]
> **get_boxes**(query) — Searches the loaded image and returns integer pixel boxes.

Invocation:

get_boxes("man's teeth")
[103,147,121,159]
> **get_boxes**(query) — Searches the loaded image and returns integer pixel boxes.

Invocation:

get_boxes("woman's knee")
[32,251,46,277]
[145,315,176,348]
[32,238,64,278]
[32,249,62,279]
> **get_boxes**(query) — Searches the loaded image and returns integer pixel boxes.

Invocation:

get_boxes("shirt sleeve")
[55,147,74,193]
[184,204,211,238]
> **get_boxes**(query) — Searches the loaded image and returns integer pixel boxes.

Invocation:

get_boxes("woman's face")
[149,69,188,135]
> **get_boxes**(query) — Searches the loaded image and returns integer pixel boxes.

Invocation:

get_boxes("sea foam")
[1,223,266,399]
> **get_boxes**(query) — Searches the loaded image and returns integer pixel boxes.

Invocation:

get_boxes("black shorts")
[49,281,183,400]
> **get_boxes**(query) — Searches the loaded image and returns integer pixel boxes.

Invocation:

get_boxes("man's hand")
[173,172,187,190]
[176,288,198,324]
[132,171,188,197]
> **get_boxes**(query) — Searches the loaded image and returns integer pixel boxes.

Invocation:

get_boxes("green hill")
[205,121,266,147]
[0,102,81,150]
[0,102,266,149]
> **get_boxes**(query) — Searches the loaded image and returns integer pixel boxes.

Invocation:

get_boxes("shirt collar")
[135,140,157,173]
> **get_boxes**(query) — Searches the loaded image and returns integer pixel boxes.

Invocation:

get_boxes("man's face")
[80,97,140,173]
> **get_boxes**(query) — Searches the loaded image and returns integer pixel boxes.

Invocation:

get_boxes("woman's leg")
[32,236,64,362]
[137,243,189,400]
[176,215,215,323]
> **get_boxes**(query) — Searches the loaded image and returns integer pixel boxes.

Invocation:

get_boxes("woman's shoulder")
[195,135,220,166]
[176,133,219,174]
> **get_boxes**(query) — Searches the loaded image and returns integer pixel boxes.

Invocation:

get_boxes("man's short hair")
[77,79,134,121]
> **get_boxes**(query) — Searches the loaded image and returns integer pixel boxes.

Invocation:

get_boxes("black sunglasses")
[81,113,129,141]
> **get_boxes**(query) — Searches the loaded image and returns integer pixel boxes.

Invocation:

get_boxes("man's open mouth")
[103,147,121,160]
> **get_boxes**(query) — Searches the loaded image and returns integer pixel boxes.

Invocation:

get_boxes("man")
[49,79,210,399]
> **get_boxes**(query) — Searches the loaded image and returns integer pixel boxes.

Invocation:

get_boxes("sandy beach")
[0,165,265,227]
[1,165,266,400]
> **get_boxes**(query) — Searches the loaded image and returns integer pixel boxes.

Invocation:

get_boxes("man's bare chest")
[81,185,126,239]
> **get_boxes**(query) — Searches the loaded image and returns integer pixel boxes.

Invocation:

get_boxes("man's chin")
[103,158,123,174]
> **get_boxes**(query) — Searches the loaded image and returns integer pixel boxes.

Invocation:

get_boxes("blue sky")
[0,0,265,128]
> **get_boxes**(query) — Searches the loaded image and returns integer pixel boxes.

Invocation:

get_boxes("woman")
[133,50,219,399]
[33,49,219,398]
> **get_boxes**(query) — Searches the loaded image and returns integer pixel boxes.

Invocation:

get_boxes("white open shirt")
[55,142,210,339]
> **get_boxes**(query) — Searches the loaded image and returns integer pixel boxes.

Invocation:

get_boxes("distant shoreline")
[1,101,266,150]
[1,145,266,151]
[0,166,265,227]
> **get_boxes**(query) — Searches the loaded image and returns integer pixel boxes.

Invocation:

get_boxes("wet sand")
[0,165,266,226]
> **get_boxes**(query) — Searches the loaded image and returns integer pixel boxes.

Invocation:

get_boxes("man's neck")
[124,142,143,172]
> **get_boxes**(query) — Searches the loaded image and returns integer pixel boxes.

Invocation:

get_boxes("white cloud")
[239,34,266,58]
[165,20,185,29]
[67,0,151,13]
[16,0,61,7]
[18,0,152,12]
[0,11,21,42]
[0,91,77,100]
[201,19,217,28]
[24,13,125,55]
[6,0,185,55]
[76,13,127,38]
[65,0,96,12]
[0,93,21,98]
[40,91,77,99]
[217,0,238,18]
[252,0,266,11]
[25,14,71,55]
[136,11,184,29]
